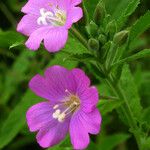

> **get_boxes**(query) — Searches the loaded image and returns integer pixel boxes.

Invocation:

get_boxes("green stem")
[105,76,142,150]
[70,27,89,49]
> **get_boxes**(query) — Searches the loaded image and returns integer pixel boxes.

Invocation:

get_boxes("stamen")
[53,104,59,109]
[37,7,66,26]
[52,95,80,123]
[58,113,66,122]
[52,109,61,119]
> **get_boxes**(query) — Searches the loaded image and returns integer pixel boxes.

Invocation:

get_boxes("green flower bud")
[86,21,98,37]
[113,30,129,45]
[98,34,107,45]
[93,0,106,25]
[88,38,99,51]
[106,20,117,38]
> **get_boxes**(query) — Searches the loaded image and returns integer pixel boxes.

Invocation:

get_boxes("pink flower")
[17,0,83,52]
[27,65,102,149]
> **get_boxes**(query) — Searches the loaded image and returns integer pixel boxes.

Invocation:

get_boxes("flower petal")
[72,0,82,6]
[25,26,50,51]
[43,27,68,52]
[70,7,83,23]
[65,7,83,29]
[26,102,53,132]
[22,0,51,15]
[78,109,102,134]
[70,113,90,149]
[44,66,77,97]
[79,86,99,112]
[29,74,54,101]
[71,68,90,94]
[36,118,70,148]
[17,14,39,36]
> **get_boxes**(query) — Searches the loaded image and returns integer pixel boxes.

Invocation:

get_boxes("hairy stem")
[70,27,89,49]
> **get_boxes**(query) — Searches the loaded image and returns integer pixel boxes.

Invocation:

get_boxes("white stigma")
[52,109,61,119]
[37,7,66,26]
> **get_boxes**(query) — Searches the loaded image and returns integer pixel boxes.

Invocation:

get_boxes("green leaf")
[1,50,36,104]
[112,0,131,19]
[143,137,150,149]
[98,133,130,150]
[9,41,24,49]
[142,106,150,128]
[62,36,89,55]
[98,100,123,115]
[0,92,41,149]
[0,31,25,48]
[112,49,150,67]
[129,11,150,45]
[0,46,78,149]
[117,0,140,29]
[119,64,142,121]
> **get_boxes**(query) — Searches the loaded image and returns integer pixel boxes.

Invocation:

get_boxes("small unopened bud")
[93,0,106,25]
[88,38,99,51]
[86,21,98,37]
[98,34,107,45]
[114,30,129,45]
[106,20,117,38]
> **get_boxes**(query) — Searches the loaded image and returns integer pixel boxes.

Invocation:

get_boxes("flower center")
[52,94,80,122]
[37,7,66,26]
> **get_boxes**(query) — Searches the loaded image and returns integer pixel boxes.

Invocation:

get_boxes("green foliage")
[97,133,130,150]
[119,64,142,122]
[112,49,150,67]
[129,11,150,46]
[117,0,140,29]
[98,100,123,115]
[0,0,150,149]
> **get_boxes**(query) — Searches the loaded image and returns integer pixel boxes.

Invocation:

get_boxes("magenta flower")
[17,0,83,52]
[27,65,101,149]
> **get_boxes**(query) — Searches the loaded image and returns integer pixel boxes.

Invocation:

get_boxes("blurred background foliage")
[0,0,150,150]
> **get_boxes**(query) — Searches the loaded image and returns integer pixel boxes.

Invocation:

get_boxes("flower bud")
[113,30,129,45]
[98,34,107,45]
[106,20,117,38]
[88,38,99,51]
[93,0,106,25]
[86,21,98,37]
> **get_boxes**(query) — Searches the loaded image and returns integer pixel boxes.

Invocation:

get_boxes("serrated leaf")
[118,64,142,122]
[112,0,131,19]
[64,53,95,63]
[112,49,150,67]
[98,100,123,115]
[129,11,150,45]
[142,106,150,128]
[62,36,89,55]
[117,0,140,29]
